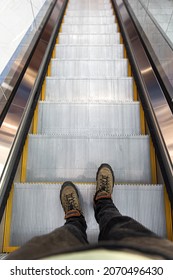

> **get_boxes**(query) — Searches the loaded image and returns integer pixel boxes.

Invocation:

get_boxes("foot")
[60,181,83,219]
[95,163,115,201]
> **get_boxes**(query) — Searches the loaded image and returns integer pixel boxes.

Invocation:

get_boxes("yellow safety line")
[133,81,138,101]
[120,34,123,44]
[149,138,157,184]
[20,137,29,183]
[41,79,46,101]
[123,47,127,58]
[47,61,52,76]
[164,187,173,241]
[128,62,132,77]
[140,103,146,135]
[52,47,56,59]
[33,103,39,134]
[3,186,19,253]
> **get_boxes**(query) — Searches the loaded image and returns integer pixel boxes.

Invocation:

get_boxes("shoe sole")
[96,163,115,186]
[60,181,79,204]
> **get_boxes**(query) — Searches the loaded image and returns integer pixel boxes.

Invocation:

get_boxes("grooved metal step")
[66,10,113,16]
[64,16,115,24]
[45,77,134,101]
[51,59,128,77]
[55,45,124,59]
[58,33,120,44]
[26,135,151,183]
[10,183,166,246]
[37,102,141,135]
[67,4,112,11]
[61,24,118,34]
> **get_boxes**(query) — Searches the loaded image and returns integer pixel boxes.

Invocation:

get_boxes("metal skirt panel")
[55,45,124,59]
[26,135,151,183]
[58,34,120,44]
[10,183,166,246]
[51,59,128,78]
[37,102,141,135]
[45,77,134,101]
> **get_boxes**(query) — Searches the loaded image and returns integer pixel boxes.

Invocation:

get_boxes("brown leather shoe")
[95,163,115,201]
[60,181,83,219]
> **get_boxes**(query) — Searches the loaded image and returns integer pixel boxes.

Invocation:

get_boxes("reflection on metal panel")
[126,0,173,103]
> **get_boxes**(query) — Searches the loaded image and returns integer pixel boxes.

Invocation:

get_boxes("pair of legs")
[6,164,172,260]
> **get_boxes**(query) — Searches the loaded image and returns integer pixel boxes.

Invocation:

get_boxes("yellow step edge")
[140,103,146,135]
[133,81,138,102]
[41,79,46,101]
[33,103,39,134]
[149,138,157,184]
[164,187,173,241]
[20,137,29,183]
[3,185,18,253]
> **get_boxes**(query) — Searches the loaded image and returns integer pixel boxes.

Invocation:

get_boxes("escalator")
[1,0,173,254]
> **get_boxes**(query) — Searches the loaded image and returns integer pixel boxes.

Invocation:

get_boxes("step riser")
[55,45,123,59]
[58,34,120,44]
[67,5,112,11]
[61,24,118,34]
[64,16,115,24]
[45,78,134,101]
[37,103,141,135]
[66,11,113,16]
[10,183,166,246]
[26,136,151,183]
[51,60,128,78]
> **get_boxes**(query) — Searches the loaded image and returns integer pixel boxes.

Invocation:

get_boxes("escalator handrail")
[111,0,173,204]
[0,0,68,222]
[124,0,173,112]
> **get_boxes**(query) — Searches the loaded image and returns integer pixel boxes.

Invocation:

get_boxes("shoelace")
[65,193,78,211]
[99,175,109,192]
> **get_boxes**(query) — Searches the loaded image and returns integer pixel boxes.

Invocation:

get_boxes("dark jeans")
[6,198,173,259]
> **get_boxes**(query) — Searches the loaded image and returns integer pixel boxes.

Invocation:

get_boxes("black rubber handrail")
[111,0,173,205]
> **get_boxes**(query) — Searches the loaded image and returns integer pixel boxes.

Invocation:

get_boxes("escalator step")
[66,10,113,16]
[61,24,118,34]
[37,102,141,135]
[58,33,120,44]
[67,4,112,11]
[45,77,133,101]
[64,16,115,24]
[51,59,128,77]
[55,45,124,59]
[26,135,151,183]
[10,183,166,246]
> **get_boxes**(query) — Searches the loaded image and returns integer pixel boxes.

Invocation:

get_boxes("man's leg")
[94,164,157,241]
[6,181,88,260]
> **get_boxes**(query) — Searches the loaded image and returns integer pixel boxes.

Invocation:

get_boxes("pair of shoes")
[60,163,114,219]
